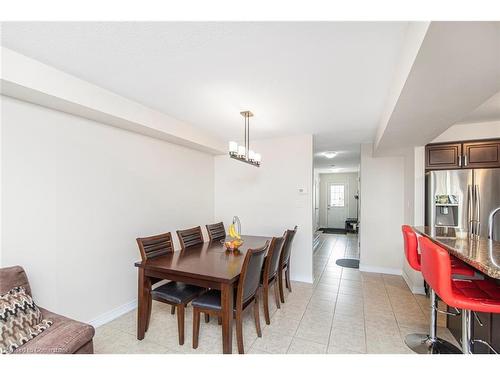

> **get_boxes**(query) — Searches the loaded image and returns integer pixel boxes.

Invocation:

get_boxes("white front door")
[327,183,348,229]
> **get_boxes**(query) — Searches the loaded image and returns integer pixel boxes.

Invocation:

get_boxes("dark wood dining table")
[134,235,271,354]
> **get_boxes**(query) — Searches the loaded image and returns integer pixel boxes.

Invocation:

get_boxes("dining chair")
[176,226,204,249]
[261,235,286,325]
[278,225,297,303]
[206,222,226,241]
[136,232,205,345]
[191,241,269,354]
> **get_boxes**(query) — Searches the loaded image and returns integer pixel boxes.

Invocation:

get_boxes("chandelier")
[228,111,261,167]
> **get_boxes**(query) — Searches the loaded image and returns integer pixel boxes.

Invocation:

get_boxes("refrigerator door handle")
[467,184,473,235]
[475,185,481,236]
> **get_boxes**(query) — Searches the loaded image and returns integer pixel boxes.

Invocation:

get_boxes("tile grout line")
[286,234,334,352]
[324,235,343,350]
[288,234,338,353]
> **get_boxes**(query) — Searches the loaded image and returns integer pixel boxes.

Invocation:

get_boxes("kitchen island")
[413,226,500,353]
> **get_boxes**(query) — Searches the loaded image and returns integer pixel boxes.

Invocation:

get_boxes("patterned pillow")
[0,286,53,354]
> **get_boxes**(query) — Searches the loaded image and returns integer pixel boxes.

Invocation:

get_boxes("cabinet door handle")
[464,155,468,166]
[458,155,462,167]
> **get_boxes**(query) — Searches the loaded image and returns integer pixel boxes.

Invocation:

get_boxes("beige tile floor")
[94,233,458,354]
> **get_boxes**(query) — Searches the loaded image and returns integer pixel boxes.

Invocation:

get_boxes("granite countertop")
[413,226,500,280]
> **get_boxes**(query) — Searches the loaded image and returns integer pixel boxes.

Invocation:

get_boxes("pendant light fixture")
[228,111,261,167]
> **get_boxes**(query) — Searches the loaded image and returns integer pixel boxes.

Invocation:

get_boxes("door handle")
[467,185,473,235]
[458,155,462,167]
[475,185,481,235]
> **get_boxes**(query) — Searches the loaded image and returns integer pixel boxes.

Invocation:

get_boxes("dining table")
[134,234,271,354]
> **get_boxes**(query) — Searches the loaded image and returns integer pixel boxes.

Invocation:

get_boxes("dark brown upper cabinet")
[463,140,500,168]
[425,143,462,170]
[426,139,500,171]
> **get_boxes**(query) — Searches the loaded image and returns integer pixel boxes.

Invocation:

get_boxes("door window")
[330,184,345,207]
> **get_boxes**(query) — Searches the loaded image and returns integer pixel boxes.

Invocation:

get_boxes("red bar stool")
[402,225,474,354]
[420,236,500,354]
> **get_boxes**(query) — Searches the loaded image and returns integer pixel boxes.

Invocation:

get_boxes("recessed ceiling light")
[322,151,337,159]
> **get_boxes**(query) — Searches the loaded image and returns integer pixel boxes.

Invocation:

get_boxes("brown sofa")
[1,266,95,354]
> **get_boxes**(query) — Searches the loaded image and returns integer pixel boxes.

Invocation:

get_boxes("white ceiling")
[457,90,500,124]
[1,22,409,169]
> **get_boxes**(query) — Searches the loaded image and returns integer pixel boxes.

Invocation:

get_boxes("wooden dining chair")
[278,225,298,303]
[206,222,226,241]
[176,226,204,249]
[136,232,205,345]
[191,242,269,354]
[261,235,286,324]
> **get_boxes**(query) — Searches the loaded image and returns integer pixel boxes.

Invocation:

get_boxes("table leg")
[137,268,149,340]
[221,282,233,354]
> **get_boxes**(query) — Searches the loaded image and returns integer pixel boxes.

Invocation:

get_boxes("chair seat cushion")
[451,279,500,314]
[191,289,223,310]
[151,281,204,305]
[12,308,94,354]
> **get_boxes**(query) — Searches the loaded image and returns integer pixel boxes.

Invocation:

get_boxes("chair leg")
[171,305,175,315]
[285,266,292,292]
[236,313,244,354]
[278,268,285,303]
[193,308,200,349]
[205,313,210,323]
[262,283,271,325]
[273,282,281,309]
[253,297,262,337]
[145,293,153,332]
[177,304,185,345]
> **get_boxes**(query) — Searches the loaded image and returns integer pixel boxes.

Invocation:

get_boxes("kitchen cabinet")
[425,143,462,170]
[426,139,500,171]
[463,140,500,168]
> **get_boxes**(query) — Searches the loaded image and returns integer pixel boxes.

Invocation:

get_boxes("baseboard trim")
[88,299,137,328]
[402,272,426,295]
[359,264,402,276]
[291,275,314,284]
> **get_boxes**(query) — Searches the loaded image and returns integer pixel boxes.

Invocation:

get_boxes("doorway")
[327,183,348,229]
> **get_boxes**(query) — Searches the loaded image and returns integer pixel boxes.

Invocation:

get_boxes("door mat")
[319,228,347,234]
[335,258,360,269]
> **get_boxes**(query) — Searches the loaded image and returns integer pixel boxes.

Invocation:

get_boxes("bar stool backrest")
[419,236,454,303]
[402,225,420,271]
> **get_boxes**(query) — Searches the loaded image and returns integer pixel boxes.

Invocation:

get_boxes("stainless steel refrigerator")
[426,169,500,240]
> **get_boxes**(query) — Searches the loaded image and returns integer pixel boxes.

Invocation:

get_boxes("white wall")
[214,135,314,283]
[431,120,500,143]
[318,172,359,228]
[359,143,405,274]
[1,96,215,323]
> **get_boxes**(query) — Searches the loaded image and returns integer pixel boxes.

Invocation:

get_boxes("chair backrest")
[236,242,269,307]
[0,266,32,296]
[263,235,286,283]
[177,226,204,249]
[280,226,297,266]
[402,225,421,271]
[136,232,174,261]
[419,236,454,304]
[206,222,226,241]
